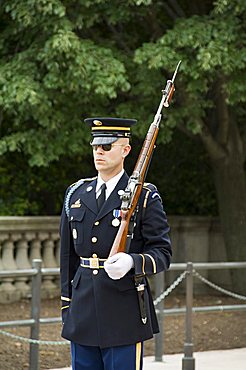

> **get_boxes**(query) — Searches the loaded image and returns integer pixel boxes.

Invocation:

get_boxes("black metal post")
[182,262,195,370]
[154,271,165,361]
[29,259,42,370]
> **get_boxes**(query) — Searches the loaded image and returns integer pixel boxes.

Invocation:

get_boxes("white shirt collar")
[96,169,124,199]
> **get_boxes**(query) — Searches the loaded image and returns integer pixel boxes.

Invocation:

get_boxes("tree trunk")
[209,123,246,294]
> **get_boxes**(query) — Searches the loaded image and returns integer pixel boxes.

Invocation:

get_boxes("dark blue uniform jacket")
[60,172,172,348]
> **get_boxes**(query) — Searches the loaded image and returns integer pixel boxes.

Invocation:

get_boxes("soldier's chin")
[95,162,106,171]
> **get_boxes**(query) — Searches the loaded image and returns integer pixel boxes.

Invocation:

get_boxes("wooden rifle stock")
[108,61,181,257]
[109,124,159,257]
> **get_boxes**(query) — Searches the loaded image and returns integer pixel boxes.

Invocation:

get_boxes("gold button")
[92,237,97,243]
[94,221,100,226]
[92,253,97,258]
[93,270,98,275]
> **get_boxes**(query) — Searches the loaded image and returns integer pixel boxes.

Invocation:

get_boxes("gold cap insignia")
[93,120,103,126]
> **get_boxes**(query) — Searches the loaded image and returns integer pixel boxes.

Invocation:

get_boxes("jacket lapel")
[96,172,129,221]
[79,178,98,214]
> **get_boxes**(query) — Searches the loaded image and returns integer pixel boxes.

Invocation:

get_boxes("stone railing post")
[52,232,60,288]
[1,234,21,303]
[15,232,32,297]
[29,232,42,263]
[42,234,58,298]
[0,234,7,297]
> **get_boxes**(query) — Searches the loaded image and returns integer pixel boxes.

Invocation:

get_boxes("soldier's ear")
[122,144,131,158]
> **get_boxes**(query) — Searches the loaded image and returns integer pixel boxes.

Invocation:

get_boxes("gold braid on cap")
[92,126,130,131]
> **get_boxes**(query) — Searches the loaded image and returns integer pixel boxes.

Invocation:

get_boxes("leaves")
[0,1,130,166]
[1,0,246,216]
[134,4,246,138]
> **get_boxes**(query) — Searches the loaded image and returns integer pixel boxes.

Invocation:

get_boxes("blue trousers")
[71,342,143,370]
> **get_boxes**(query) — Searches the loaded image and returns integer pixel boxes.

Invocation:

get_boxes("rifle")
[108,61,181,257]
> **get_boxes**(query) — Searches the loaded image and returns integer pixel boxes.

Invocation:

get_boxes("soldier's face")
[93,138,131,177]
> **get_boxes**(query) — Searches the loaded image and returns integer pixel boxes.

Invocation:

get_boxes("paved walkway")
[50,347,246,370]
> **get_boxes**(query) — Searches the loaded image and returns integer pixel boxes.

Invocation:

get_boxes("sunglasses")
[91,144,125,152]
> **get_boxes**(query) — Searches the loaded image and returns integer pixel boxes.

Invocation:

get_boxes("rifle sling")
[124,205,147,324]
[125,205,139,253]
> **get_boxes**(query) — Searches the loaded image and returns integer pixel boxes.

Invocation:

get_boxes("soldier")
[60,117,172,370]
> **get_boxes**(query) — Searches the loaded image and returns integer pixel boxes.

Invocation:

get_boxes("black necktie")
[97,183,106,211]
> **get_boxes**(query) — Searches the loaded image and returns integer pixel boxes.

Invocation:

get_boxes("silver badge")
[86,186,93,192]
[72,228,78,239]
[112,218,120,227]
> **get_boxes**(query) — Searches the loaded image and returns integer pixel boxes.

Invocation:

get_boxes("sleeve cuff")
[130,253,146,276]
[130,253,157,276]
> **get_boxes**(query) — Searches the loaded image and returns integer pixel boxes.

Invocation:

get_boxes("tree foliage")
[134,0,246,143]
[132,0,246,286]
[0,0,244,222]
[0,0,131,166]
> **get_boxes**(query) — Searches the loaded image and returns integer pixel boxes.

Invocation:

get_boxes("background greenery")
[0,0,220,216]
[0,132,216,216]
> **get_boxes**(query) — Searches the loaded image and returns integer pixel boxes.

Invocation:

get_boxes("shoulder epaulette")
[143,186,152,210]
[65,176,97,217]
[69,176,97,188]
[143,182,157,192]
[142,183,162,214]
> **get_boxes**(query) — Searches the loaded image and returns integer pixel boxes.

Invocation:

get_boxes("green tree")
[0,0,215,217]
[0,0,131,166]
[134,0,246,291]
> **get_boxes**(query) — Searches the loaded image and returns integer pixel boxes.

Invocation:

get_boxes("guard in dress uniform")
[60,117,172,370]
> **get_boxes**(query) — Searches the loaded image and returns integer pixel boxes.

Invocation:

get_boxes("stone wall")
[0,216,230,303]
[0,216,60,303]
[168,216,231,293]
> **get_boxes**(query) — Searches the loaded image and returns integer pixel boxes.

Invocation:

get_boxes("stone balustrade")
[0,217,60,303]
[0,216,229,303]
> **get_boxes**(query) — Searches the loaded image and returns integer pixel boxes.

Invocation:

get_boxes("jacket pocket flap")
[71,270,81,289]
[69,209,85,222]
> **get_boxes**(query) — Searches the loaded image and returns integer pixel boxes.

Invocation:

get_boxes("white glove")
[104,252,134,280]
